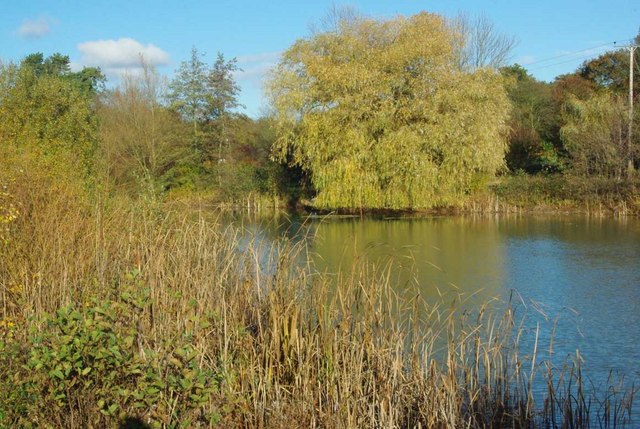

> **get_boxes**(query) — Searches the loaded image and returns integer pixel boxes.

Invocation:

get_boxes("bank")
[289,175,640,217]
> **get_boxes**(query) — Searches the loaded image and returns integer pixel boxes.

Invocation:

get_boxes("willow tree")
[267,12,510,210]
[561,92,631,177]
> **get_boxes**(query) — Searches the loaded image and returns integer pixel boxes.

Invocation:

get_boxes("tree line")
[1,11,638,211]
[502,36,640,178]
[0,49,297,209]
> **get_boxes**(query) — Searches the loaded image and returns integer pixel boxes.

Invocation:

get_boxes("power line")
[526,49,612,71]
[523,39,638,73]
[522,39,634,69]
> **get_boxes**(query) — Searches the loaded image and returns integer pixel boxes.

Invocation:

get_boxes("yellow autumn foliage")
[267,12,510,210]
[561,92,631,177]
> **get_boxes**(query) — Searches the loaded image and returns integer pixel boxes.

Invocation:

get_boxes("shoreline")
[176,175,640,217]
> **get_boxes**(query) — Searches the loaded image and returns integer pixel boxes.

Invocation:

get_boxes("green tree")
[166,47,215,186]
[168,49,241,126]
[72,66,106,95]
[0,57,99,179]
[167,48,244,188]
[19,52,105,94]
[267,12,510,210]
[98,63,190,198]
[167,47,240,163]
[573,33,640,96]
[551,33,640,176]
[204,53,242,166]
[167,47,210,127]
[207,53,242,120]
[20,53,47,75]
[552,73,596,103]
[501,64,562,173]
[561,92,631,177]
[43,52,72,76]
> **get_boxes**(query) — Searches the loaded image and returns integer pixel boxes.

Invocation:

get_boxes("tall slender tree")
[167,48,244,188]
[207,53,242,120]
[167,47,209,128]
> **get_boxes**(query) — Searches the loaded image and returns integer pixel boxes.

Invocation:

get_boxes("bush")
[0,274,222,428]
[491,174,640,213]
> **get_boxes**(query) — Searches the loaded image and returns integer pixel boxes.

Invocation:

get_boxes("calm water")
[231,213,640,388]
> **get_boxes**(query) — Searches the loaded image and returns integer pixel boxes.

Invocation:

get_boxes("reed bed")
[0,178,637,428]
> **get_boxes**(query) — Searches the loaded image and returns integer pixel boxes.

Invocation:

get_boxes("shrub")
[0,275,222,428]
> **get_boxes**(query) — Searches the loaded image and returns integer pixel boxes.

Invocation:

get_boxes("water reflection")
[225,212,640,387]
[310,216,507,307]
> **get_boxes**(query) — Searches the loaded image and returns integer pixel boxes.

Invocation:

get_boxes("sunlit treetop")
[267,11,511,210]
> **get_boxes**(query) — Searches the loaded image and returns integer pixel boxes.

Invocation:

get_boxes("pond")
[229,212,640,392]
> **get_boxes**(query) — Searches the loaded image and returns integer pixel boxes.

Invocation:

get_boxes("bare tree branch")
[449,12,518,71]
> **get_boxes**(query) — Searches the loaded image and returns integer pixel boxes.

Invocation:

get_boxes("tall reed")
[0,176,636,427]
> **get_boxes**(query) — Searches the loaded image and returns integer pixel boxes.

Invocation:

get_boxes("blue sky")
[1,1,639,117]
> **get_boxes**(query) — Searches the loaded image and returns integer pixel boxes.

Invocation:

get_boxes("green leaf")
[51,369,64,380]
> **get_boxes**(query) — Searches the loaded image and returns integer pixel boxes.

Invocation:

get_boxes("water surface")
[230,213,640,387]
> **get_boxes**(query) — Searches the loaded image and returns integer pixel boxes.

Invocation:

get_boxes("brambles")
[1,274,222,428]
[0,179,18,246]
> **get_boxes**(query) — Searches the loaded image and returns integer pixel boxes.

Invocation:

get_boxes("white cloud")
[77,38,170,76]
[235,51,280,82]
[235,63,275,81]
[17,16,54,39]
[68,61,83,73]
